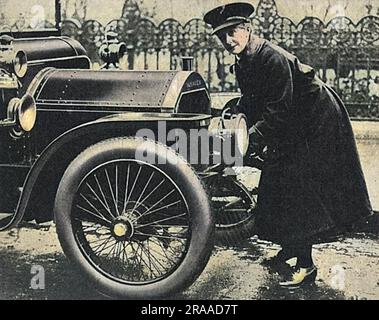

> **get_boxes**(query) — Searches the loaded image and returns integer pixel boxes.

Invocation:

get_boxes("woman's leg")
[270,244,313,264]
[294,244,314,268]
[279,244,317,288]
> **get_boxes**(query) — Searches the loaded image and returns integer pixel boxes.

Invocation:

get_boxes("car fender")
[11,113,211,227]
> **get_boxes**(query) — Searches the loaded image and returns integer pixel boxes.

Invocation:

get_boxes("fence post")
[126,46,135,70]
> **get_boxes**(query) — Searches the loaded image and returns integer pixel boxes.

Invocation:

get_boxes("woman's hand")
[247,125,265,156]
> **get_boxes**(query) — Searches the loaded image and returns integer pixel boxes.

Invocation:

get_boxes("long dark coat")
[235,35,373,245]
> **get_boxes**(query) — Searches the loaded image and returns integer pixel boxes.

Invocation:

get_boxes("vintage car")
[0,0,258,299]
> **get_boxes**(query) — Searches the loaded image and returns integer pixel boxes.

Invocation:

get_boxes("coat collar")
[236,33,266,65]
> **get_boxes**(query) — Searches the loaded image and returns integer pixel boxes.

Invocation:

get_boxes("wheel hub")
[113,223,128,237]
[112,218,134,240]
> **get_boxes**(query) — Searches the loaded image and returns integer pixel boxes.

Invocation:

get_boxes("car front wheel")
[54,137,214,299]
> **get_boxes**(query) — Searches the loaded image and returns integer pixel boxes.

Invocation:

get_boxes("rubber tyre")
[54,137,214,299]
[208,176,256,246]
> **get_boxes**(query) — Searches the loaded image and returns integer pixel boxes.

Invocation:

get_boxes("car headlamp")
[0,47,28,78]
[12,50,28,78]
[208,113,250,159]
[233,114,249,157]
[7,94,37,133]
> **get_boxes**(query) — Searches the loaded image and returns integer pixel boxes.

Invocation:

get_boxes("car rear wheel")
[207,175,257,246]
[54,137,214,299]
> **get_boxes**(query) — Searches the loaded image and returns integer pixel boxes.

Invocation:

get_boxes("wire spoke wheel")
[73,160,190,284]
[55,138,214,299]
[207,176,257,245]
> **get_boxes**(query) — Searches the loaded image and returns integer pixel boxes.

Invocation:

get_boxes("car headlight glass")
[235,115,249,157]
[18,94,36,132]
[13,50,28,78]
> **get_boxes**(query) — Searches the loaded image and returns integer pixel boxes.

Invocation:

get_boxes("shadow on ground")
[0,251,104,300]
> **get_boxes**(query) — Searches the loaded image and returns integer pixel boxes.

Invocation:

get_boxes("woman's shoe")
[279,265,317,289]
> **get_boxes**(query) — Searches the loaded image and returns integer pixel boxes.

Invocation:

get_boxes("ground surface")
[0,227,378,300]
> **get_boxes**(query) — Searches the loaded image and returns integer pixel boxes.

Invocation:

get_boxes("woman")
[204,2,375,288]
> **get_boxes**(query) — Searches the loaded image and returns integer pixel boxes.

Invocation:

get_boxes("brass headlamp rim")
[0,47,28,78]
[5,94,37,133]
